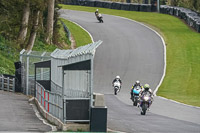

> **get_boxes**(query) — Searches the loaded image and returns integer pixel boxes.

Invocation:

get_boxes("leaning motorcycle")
[113,81,121,95]
[95,13,103,23]
[130,86,142,106]
[140,92,152,115]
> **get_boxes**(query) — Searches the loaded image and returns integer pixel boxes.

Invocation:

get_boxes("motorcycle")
[113,81,121,95]
[130,86,142,106]
[139,92,152,115]
[95,13,103,23]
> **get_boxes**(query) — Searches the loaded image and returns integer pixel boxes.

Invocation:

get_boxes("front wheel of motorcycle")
[133,101,137,106]
[114,88,117,95]
[141,104,147,115]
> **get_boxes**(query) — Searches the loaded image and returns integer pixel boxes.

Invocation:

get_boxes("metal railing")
[60,20,71,41]
[0,75,15,92]
[36,82,63,121]
[20,49,51,96]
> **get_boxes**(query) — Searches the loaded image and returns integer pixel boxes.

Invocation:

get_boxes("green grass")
[0,14,92,75]
[0,36,19,74]
[60,18,92,47]
[32,39,58,52]
[60,4,200,106]
[58,20,71,47]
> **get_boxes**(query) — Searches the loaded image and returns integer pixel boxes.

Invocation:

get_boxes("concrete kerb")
[31,97,90,131]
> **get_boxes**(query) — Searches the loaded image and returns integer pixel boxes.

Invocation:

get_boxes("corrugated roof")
[51,40,102,59]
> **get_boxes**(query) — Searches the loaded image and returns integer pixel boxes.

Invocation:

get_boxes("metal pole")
[157,0,160,12]
[34,65,36,97]
[7,77,9,91]
[62,68,66,123]
[20,49,26,62]
[13,78,15,92]
[26,51,31,95]
[90,58,93,107]
[41,52,46,80]
[2,76,4,90]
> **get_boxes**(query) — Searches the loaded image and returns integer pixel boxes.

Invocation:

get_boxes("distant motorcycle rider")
[95,9,99,17]
[130,80,143,99]
[139,84,153,109]
[112,76,122,88]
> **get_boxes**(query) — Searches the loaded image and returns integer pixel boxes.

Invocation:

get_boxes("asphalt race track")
[0,90,52,132]
[60,9,200,133]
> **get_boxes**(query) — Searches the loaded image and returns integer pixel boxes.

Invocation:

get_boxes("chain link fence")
[20,49,51,96]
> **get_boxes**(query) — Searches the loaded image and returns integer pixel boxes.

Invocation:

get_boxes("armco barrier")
[61,1,200,32]
[196,20,200,32]
[61,0,155,12]
[140,4,151,12]
[160,5,200,33]
[129,3,140,11]
[102,1,112,8]
[121,3,130,11]
[95,1,103,7]
[110,2,121,10]
[84,0,96,7]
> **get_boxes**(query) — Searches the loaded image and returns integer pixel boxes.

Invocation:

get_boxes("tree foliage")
[167,0,200,12]
[0,0,62,50]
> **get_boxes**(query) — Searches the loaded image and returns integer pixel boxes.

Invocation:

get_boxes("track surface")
[0,90,51,132]
[60,9,200,133]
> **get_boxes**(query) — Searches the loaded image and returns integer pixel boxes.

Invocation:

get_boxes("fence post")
[20,49,26,62]
[157,0,160,12]
[26,51,31,95]
[48,92,49,112]
[7,77,10,91]
[2,76,4,90]
[13,78,15,92]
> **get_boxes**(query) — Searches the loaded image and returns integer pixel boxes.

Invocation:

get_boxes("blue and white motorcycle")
[131,86,142,106]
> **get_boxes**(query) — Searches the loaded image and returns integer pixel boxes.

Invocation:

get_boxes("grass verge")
[60,18,92,47]
[60,4,200,106]
[0,36,19,74]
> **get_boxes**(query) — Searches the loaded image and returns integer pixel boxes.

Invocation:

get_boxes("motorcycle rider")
[95,9,99,18]
[130,80,143,99]
[112,76,122,88]
[139,84,153,109]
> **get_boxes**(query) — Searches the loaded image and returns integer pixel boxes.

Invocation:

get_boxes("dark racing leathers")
[139,89,153,109]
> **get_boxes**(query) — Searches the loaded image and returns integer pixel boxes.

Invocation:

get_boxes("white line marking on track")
[64,18,94,43]
[60,9,200,111]
[112,15,200,109]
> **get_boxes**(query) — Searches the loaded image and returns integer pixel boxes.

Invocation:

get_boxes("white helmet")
[96,9,98,11]
[116,76,120,79]
[135,80,140,85]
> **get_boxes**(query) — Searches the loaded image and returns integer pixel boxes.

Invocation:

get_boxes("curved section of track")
[60,9,200,132]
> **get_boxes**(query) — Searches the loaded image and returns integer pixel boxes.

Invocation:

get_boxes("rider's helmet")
[144,84,150,91]
[116,76,120,79]
[96,9,98,12]
[135,80,140,86]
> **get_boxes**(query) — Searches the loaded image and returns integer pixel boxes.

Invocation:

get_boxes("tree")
[45,0,55,44]
[17,0,30,46]
[0,0,24,40]
[26,10,40,51]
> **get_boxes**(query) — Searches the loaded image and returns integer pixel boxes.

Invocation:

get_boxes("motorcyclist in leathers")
[139,84,153,109]
[130,80,143,99]
[112,76,122,88]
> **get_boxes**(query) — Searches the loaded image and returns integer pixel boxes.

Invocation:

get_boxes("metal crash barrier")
[0,75,15,92]
[36,82,63,121]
